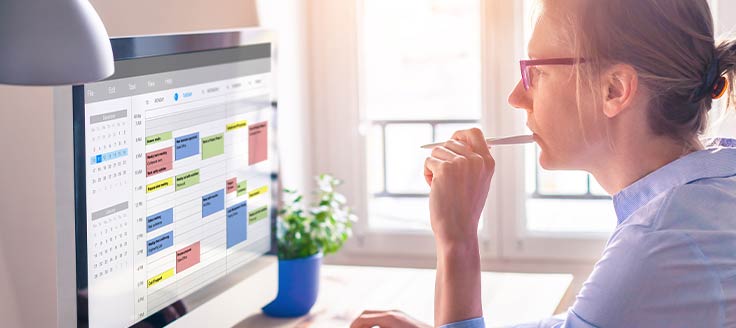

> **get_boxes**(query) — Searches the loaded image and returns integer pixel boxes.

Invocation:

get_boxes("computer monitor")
[72,29,277,328]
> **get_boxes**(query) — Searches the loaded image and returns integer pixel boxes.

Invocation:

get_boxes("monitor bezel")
[72,28,278,328]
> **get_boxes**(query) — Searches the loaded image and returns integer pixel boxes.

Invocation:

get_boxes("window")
[308,0,736,261]
[361,0,482,232]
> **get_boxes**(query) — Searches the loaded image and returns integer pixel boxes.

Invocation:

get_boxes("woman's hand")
[424,128,492,325]
[423,128,495,247]
[350,310,432,328]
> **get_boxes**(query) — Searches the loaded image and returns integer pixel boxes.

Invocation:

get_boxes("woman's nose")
[508,80,531,112]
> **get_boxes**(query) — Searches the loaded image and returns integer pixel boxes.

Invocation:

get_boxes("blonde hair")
[546,0,736,150]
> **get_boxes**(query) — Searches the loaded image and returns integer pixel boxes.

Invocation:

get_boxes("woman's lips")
[532,133,542,145]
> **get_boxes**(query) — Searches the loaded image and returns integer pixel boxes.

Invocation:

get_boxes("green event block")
[248,206,268,224]
[201,133,224,159]
[237,181,248,197]
[175,169,200,191]
[146,131,172,145]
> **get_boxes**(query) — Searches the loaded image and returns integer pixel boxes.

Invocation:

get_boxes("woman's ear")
[602,64,638,118]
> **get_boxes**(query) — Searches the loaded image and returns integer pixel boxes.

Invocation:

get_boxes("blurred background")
[1,1,734,326]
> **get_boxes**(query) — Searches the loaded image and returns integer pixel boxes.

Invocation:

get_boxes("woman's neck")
[590,135,702,195]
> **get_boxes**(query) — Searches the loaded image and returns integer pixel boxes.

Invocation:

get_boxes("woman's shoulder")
[606,176,736,279]
[620,174,736,233]
[658,175,736,229]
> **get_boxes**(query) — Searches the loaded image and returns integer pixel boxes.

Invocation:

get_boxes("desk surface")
[225,261,573,328]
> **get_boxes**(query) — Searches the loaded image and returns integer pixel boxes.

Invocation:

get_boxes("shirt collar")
[612,138,736,224]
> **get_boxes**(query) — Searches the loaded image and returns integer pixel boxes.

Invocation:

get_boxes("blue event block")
[147,231,174,256]
[202,189,225,218]
[226,201,248,248]
[147,208,174,233]
[175,132,200,160]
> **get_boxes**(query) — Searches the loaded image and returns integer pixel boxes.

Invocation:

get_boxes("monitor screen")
[73,30,276,328]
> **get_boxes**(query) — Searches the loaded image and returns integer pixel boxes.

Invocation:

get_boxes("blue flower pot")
[262,252,322,318]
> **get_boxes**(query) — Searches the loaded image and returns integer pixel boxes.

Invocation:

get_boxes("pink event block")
[249,121,268,165]
[176,241,201,273]
[226,177,237,194]
[146,147,173,177]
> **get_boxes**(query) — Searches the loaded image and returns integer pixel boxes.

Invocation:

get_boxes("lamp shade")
[0,0,114,85]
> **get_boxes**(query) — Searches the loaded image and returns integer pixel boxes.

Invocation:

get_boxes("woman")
[351,0,736,327]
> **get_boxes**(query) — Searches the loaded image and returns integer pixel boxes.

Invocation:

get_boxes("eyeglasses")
[520,58,586,90]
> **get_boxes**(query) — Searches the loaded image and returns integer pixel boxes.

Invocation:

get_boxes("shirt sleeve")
[441,311,596,328]
[439,317,486,328]
[508,310,595,328]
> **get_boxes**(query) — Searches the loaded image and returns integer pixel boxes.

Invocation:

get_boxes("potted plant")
[262,174,358,318]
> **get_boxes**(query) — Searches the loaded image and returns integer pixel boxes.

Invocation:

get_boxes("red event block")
[146,147,173,177]
[226,177,237,194]
[248,121,268,165]
[176,241,201,273]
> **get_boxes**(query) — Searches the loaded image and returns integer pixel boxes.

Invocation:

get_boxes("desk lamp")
[0,0,114,85]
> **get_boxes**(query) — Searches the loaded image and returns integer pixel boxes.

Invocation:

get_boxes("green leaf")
[275,173,359,260]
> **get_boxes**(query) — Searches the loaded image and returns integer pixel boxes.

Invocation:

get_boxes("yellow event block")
[147,268,174,288]
[226,120,248,131]
[146,177,173,193]
[248,185,269,199]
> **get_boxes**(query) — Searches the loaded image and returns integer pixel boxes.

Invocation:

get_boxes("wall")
[92,0,257,37]
[0,85,57,328]
[0,1,273,327]
[0,248,20,326]
[257,0,313,195]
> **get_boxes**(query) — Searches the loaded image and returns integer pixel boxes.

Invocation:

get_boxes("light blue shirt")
[442,138,736,328]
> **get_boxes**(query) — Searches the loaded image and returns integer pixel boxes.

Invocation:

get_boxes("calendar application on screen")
[82,55,273,327]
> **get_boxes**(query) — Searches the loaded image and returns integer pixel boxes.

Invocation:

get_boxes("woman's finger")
[424,156,446,176]
[443,139,475,158]
[424,156,446,186]
[350,312,399,328]
[451,129,495,171]
[451,128,491,157]
[359,310,385,314]
[431,145,462,161]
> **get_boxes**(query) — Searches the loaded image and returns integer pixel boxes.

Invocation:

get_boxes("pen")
[420,134,535,149]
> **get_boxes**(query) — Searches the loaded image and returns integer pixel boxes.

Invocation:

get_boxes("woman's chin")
[538,151,564,170]
[538,155,554,170]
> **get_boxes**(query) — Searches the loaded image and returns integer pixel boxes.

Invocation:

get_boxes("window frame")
[308,0,664,264]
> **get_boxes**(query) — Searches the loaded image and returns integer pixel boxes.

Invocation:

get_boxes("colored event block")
[248,185,268,199]
[226,201,248,248]
[147,268,174,288]
[147,231,174,256]
[202,189,225,218]
[175,132,200,160]
[175,169,200,191]
[201,133,225,160]
[146,131,172,145]
[249,206,268,224]
[176,242,201,273]
[226,120,247,131]
[146,147,173,177]
[248,121,268,165]
[147,208,173,233]
[147,177,173,193]
[226,178,237,194]
[237,181,248,197]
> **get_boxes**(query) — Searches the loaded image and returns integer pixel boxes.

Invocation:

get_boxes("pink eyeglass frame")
[520,58,587,90]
